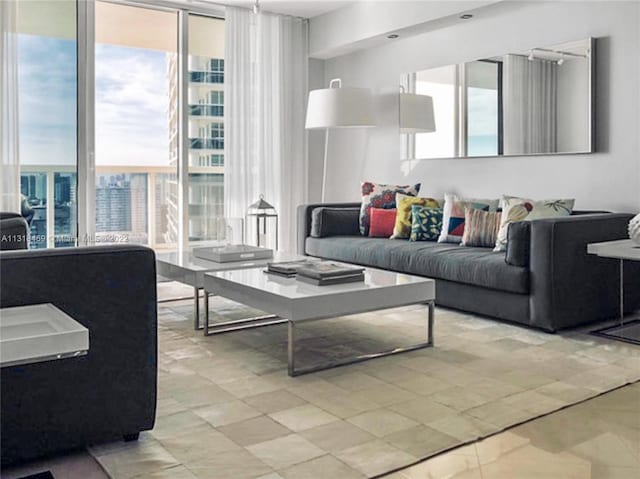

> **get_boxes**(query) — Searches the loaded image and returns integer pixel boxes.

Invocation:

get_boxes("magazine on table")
[296,271,365,286]
[265,259,317,277]
[296,262,365,280]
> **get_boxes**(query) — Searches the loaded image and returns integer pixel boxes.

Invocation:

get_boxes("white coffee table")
[156,249,297,330]
[203,267,435,376]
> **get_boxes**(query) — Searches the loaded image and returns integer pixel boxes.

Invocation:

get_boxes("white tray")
[0,303,89,367]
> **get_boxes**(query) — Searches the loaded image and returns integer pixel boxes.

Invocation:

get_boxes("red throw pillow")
[369,208,397,237]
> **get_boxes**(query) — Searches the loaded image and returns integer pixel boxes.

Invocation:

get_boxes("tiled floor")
[85,283,640,478]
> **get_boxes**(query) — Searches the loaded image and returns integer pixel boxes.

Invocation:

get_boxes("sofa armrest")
[0,216,28,250]
[0,212,23,220]
[529,213,640,331]
[0,245,157,464]
[297,203,361,254]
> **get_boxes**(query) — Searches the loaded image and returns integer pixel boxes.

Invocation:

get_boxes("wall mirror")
[400,38,594,160]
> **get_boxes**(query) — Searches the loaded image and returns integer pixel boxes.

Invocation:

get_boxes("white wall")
[311,1,640,212]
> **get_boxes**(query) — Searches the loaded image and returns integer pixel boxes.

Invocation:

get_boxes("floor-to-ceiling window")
[16,0,77,249]
[94,1,178,248]
[14,1,224,250]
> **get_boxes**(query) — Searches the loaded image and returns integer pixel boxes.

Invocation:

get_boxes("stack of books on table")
[296,262,365,286]
[265,259,317,278]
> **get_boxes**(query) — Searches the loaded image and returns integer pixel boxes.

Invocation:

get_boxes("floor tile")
[194,400,262,427]
[158,424,241,463]
[247,434,326,470]
[347,409,419,437]
[304,390,379,418]
[388,398,457,424]
[96,441,179,479]
[217,376,282,399]
[269,404,339,432]
[427,414,497,442]
[171,383,237,408]
[299,420,375,453]
[384,424,459,458]
[465,401,532,429]
[151,411,210,441]
[243,389,308,414]
[279,454,365,479]
[184,449,272,479]
[336,439,417,477]
[218,416,291,447]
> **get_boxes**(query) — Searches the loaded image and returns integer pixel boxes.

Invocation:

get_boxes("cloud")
[18,35,172,168]
[95,44,171,167]
[18,34,77,165]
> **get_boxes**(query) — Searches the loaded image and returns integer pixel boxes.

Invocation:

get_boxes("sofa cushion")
[310,207,361,237]
[305,236,529,294]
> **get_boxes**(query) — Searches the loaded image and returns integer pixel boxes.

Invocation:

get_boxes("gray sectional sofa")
[298,203,640,332]
[0,245,157,466]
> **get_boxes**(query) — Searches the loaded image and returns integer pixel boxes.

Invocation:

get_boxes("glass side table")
[587,239,640,345]
[0,303,89,368]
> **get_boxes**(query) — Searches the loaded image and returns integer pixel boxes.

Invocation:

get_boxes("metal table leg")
[193,287,203,330]
[202,286,284,336]
[287,300,435,377]
[620,258,624,323]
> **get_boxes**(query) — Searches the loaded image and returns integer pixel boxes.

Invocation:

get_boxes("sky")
[19,34,170,167]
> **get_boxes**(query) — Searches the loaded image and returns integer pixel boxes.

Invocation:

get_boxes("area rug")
[90,289,640,479]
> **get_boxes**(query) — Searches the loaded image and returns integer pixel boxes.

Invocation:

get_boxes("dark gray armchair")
[0,245,158,466]
[0,212,29,250]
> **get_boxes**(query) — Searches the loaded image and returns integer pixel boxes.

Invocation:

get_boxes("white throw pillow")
[494,195,575,252]
[437,193,500,244]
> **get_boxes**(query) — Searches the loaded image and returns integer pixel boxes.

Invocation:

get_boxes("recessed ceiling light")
[460,14,473,19]
[387,34,399,39]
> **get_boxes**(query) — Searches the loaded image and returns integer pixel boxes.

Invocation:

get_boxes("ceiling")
[194,0,355,18]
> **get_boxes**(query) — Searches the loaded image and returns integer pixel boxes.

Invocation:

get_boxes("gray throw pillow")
[311,207,361,237]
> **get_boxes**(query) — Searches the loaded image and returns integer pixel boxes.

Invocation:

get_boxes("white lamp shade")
[399,93,435,133]
[305,87,376,129]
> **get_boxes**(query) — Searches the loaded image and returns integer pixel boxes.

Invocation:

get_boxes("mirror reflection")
[401,38,593,160]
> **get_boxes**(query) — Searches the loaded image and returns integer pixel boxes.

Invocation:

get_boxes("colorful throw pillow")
[494,196,575,252]
[359,182,420,235]
[438,193,500,244]
[391,193,440,239]
[410,205,443,241]
[461,207,502,248]
[369,208,397,237]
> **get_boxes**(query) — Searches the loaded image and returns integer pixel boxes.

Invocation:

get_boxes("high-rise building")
[96,176,132,233]
[166,16,224,244]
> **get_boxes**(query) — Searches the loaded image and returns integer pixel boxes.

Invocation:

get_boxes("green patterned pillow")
[410,205,443,241]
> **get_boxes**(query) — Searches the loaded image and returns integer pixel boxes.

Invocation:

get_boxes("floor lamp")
[305,79,375,202]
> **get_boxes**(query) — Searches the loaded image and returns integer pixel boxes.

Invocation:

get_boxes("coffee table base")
[287,301,435,377]
[203,292,283,335]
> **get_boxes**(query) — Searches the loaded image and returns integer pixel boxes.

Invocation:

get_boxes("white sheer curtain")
[224,7,308,253]
[503,54,557,155]
[1,0,21,212]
